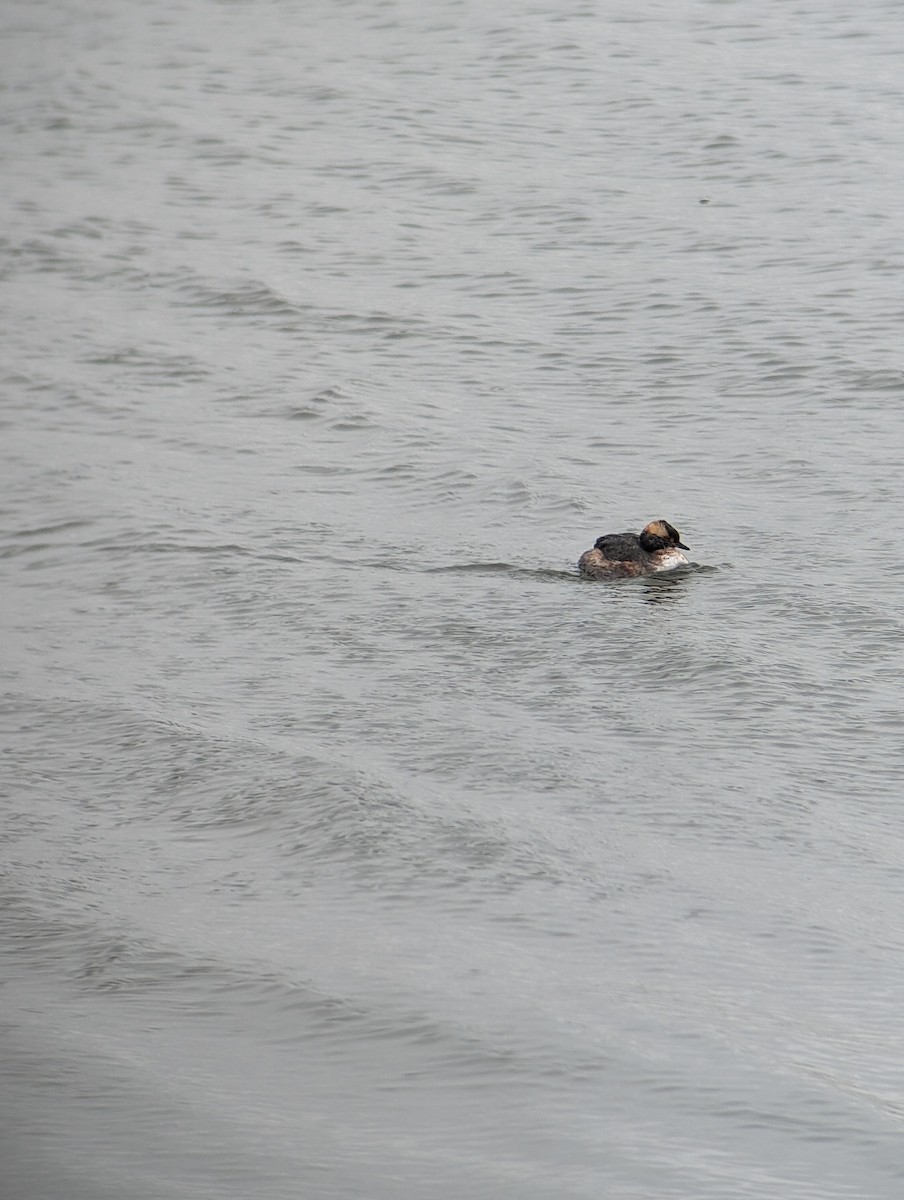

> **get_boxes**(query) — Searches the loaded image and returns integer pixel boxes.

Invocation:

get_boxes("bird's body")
[578,519,689,581]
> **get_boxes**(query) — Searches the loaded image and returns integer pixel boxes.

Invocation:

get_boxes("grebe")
[578,519,689,581]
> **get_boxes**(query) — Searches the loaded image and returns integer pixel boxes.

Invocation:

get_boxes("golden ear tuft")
[643,520,669,539]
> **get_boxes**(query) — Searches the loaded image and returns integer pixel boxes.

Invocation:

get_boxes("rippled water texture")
[4,1,904,1197]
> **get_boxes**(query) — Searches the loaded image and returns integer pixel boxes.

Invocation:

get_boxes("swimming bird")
[578,519,689,581]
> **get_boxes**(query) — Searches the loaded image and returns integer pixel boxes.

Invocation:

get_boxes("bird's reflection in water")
[639,570,692,605]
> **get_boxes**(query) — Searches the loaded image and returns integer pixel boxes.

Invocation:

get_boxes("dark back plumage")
[592,532,648,562]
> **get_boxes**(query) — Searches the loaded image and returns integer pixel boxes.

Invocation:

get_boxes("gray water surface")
[4,1,904,1197]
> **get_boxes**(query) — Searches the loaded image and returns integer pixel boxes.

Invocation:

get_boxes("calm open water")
[3,1,904,1197]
